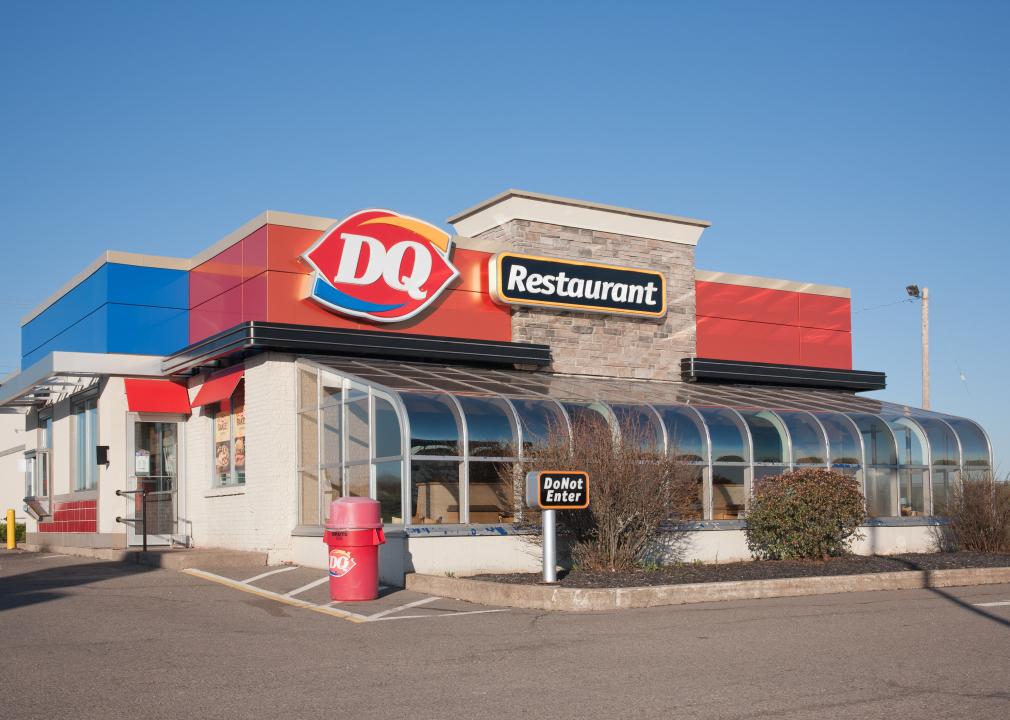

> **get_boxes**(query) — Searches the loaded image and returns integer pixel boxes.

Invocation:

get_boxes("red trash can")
[323,497,386,601]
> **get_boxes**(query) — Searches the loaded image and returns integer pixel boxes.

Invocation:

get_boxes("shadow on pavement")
[0,559,155,613]
[887,555,1010,630]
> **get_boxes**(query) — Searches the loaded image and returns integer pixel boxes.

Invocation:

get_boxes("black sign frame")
[527,470,590,510]
[489,252,667,318]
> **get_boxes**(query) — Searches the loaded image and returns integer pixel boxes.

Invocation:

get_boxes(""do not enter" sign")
[525,470,590,510]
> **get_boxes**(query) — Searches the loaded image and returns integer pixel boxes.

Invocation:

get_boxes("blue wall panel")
[21,307,109,368]
[20,262,191,367]
[21,266,109,356]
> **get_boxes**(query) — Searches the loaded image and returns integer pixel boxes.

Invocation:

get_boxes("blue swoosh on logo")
[311,276,407,313]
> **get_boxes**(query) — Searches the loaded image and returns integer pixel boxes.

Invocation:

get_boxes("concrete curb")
[20,543,268,571]
[405,567,1010,611]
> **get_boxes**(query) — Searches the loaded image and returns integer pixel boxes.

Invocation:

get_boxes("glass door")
[128,419,181,546]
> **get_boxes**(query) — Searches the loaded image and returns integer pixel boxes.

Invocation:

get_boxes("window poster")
[214,413,231,481]
[233,394,246,479]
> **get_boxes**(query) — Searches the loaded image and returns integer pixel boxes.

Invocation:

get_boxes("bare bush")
[933,471,1010,553]
[503,414,700,571]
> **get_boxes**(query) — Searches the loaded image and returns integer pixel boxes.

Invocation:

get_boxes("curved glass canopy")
[295,357,994,526]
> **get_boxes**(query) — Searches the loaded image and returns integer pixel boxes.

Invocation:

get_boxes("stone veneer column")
[450,191,709,381]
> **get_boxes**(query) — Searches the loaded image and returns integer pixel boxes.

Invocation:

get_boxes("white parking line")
[371,608,509,622]
[38,554,69,559]
[974,601,1010,607]
[241,566,298,584]
[366,596,440,620]
[284,576,330,597]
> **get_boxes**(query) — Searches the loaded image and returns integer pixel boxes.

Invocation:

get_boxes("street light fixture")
[906,284,929,408]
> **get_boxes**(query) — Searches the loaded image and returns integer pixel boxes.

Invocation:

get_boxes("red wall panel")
[696,280,852,369]
[190,241,244,307]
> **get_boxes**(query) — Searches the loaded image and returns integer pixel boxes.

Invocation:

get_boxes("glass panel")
[402,392,461,456]
[298,368,317,412]
[468,461,514,523]
[346,390,370,463]
[346,463,370,498]
[41,417,52,449]
[321,382,341,408]
[376,460,403,524]
[457,396,517,458]
[778,412,826,465]
[323,466,342,510]
[321,403,340,467]
[712,465,745,519]
[865,467,895,517]
[510,399,568,451]
[815,412,862,466]
[849,414,897,466]
[611,404,663,452]
[697,408,748,463]
[739,411,786,464]
[38,453,49,498]
[299,470,319,525]
[374,397,402,459]
[899,469,925,517]
[232,384,245,484]
[655,406,706,462]
[561,402,611,436]
[411,460,461,523]
[25,456,35,498]
[885,416,926,466]
[916,418,959,467]
[932,468,956,515]
[753,465,787,481]
[298,411,319,471]
[943,418,990,467]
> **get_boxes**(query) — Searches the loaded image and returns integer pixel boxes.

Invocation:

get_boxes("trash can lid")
[325,497,383,529]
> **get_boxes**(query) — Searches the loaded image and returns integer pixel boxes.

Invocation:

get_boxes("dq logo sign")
[328,548,356,578]
[302,209,459,322]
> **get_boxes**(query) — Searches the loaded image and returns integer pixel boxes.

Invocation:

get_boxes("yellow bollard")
[6,508,15,550]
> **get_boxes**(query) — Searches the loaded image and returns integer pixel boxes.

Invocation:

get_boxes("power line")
[853,297,915,314]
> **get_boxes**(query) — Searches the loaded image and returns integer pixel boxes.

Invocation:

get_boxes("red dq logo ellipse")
[328,548,357,578]
[302,209,460,322]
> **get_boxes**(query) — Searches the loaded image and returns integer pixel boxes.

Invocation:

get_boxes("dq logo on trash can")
[328,548,357,578]
[302,209,460,323]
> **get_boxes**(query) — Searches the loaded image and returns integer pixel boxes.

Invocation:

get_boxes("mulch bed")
[474,552,1010,589]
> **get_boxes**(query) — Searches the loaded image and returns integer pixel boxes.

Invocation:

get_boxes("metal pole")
[141,490,148,553]
[542,509,557,583]
[922,287,930,409]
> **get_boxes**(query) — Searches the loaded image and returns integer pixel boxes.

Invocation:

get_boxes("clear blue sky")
[2,2,1007,470]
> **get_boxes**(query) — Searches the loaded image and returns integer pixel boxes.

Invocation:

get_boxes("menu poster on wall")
[214,414,231,480]
[134,450,151,475]
[233,396,246,478]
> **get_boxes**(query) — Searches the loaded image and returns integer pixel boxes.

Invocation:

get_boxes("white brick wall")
[184,353,299,561]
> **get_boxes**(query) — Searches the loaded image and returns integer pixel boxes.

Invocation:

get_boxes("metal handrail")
[115,489,149,551]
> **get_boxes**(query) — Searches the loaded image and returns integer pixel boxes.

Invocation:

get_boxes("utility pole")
[921,287,929,409]
[906,285,930,409]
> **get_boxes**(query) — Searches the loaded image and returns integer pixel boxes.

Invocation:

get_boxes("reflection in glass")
[932,469,956,515]
[346,392,369,463]
[753,466,787,482]
[376,460,402,523]
[346,463,369,498]
[402,392,461,456]
[712,465,745,519]
[611,404,663,452]
[865,467,895,517]
[457,396,516,458]
[697,408,748,463]
[656,406,706,462]
[850,414,897,466]
[411,460,461,523]
[916,418,959,467]
[468,461,514,522]
[885,416,926,466]
[899,469,925,516]
[815,413,862,466]
[374,397,402,458]
[510,399,568,451]
[943,418,990,467]
[322,403,340,467]
[778,412,826,464]
[740,411,786,464]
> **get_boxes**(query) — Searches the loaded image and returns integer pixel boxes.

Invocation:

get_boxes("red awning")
[191,366,244,408]
[123,379,192,415]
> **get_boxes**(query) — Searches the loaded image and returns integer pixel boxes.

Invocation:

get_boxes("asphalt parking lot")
[2,551,1009,720]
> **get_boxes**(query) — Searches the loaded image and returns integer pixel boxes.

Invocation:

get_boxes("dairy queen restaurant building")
[0,190,994,584]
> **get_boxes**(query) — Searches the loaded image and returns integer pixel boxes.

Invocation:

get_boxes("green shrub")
[0,522,27,543]
[745,468,866,560]
[933,471,1010,553]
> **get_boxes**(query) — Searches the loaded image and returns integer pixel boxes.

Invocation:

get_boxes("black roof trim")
[681,357,886,392]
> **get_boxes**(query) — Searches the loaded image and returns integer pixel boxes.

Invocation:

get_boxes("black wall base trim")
[681,357,886,391]
[164,322,551,376]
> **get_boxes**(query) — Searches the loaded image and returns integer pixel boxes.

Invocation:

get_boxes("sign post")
[525,470,589,584]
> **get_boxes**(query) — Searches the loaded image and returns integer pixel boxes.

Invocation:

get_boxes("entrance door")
[128,419,182,546]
